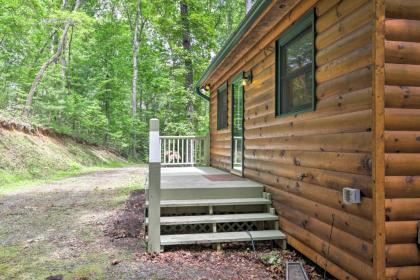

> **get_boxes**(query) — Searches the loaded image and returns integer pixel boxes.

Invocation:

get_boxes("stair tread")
[161,230,286,245]
[146,198,271,207]
[160,183,263,189]
[146,213,278,225]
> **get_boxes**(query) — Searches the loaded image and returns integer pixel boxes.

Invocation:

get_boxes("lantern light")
[242,70,253,85]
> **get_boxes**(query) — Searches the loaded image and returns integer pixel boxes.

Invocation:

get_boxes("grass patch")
[64,256,107,280]
[0,243,109,280]
[0,176,145,280]
[0,243,54,280]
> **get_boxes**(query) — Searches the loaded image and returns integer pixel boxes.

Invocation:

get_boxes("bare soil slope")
[0,116,125,186]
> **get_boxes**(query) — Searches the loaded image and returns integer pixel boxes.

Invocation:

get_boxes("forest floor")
[0,167,324,280]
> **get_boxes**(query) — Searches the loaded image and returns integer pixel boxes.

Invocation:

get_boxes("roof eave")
[196,0,272,88]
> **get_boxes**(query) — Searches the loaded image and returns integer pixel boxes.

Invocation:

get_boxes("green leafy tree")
[0,0,248,160]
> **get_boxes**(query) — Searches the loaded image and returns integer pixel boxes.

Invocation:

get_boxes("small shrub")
[259,251,283,267]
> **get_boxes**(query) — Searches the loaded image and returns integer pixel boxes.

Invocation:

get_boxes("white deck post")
[148,118,161,253]
[204,132,210,166]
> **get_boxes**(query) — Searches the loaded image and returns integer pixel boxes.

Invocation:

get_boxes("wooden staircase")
[145,181,286,251]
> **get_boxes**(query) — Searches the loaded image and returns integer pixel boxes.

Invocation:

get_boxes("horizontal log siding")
[209,83,231,171]
[209,0,376,278]
[384,0,420,277]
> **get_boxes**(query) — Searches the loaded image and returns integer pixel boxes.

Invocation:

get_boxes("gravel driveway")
[0,167,323,280]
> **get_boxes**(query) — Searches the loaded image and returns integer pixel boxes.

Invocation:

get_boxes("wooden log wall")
[210,82,231,171]
[384,0,420,279]
[208,0,377,278]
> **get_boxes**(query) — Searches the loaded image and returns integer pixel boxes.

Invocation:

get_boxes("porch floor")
[161,167,257,189]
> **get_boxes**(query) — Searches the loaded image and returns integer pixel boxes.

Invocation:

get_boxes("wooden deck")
[146,166,286,250]
[161,167,256,188]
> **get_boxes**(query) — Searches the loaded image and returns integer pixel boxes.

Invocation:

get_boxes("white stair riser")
[146,213,278,226]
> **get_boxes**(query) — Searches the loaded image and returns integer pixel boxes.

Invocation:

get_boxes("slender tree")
[0,0,248,157]
[180,0,194,116]
[131,0,142,117]
[60,0,68,89]
[245,0,252,13]
[130,0,144,158]
[23,0,81,117]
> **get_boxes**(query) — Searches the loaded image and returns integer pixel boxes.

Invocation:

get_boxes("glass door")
[232,76,244,173]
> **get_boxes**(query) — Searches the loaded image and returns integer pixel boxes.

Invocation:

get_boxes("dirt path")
[0,167,324,280]
[0,167,146,280]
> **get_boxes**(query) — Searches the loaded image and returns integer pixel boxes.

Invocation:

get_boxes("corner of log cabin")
[383,0,420,279]
[372,0,386,279]
[204,0,420,279]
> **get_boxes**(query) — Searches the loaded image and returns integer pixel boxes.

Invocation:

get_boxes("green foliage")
[0,0,248,160]
[259,251,283,267]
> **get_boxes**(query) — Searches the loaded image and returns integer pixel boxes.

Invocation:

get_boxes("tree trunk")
[60,50,67,88]
[66,25,74,93]
[180,1,194,115]
[131,0,143,158]
[104,72,111,145]
[23,0,81,117]
[245,0,252,13]
[60,0,69,92]
[227,2,233,34]
[132,0,142,117]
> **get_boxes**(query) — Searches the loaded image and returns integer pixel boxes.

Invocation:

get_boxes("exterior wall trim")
[372,0,386,278]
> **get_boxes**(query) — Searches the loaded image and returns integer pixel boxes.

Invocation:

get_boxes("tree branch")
[23,0,82,117]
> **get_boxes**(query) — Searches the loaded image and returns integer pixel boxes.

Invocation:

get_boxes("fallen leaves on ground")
[134,244,323,280]
[105,188,329,279]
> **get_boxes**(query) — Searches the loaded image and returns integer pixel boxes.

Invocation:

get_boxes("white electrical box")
[343,187,361,204]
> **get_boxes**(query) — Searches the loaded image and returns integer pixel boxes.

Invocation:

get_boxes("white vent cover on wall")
[343,188,361,204]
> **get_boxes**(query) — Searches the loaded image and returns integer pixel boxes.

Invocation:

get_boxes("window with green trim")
[276,10,315,116]
[217,83,228,130]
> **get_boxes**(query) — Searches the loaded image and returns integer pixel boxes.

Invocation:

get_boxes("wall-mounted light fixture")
[242,70,253,86]
[200,84,210,93]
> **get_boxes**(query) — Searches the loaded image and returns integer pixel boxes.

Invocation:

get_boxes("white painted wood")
[146,213,278,225]
[159,135,208,166]
[190,138,194,164]
[149,131,160,163]
[181,138,184,164]
[160,230,286,246]
[163,138,166,164]
[148,118,161,253]
[177,138,180,164]
[160,136,205,139]
[150,198,271,207]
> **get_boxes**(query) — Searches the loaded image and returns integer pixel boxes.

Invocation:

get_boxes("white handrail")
[159,134,210,166]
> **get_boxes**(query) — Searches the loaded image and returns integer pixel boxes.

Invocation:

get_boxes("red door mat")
[203,174,246,181]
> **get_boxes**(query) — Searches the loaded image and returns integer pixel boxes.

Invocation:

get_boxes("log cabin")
[195,0,420,279]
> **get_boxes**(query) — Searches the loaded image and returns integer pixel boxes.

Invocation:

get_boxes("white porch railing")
[160,135,210,166]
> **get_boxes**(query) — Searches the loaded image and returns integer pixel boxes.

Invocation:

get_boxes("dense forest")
[0,0,253,160]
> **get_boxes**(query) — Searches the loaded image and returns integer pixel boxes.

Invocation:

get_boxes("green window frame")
[275,9,316,116]
[217,82,228,130]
